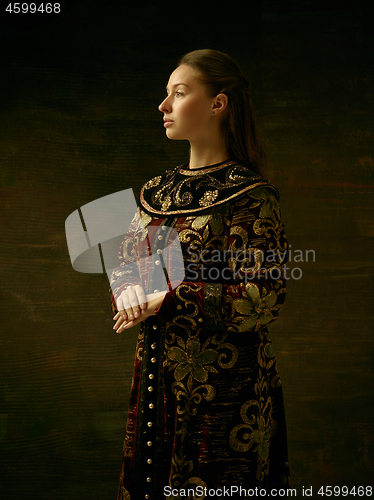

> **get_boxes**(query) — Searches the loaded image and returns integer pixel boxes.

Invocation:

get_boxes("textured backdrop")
[0,1,373,499]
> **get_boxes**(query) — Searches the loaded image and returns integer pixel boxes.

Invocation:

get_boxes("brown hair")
[178,49,265,176]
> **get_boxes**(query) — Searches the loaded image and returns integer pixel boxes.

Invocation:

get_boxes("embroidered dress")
[110,160,290,500]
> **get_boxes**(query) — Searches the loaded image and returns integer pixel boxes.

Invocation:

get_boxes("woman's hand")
[113,286,167,333]
[114,284,147,323]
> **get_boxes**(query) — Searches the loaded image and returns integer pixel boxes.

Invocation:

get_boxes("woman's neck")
[188,142,229,170]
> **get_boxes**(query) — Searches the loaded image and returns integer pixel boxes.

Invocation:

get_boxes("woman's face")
[158,64,216,144]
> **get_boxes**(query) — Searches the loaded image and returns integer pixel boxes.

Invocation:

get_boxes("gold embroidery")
[249,187,282,219]
[175,181,193,207]
[162,194,172,211]
[210,212,224,235]
[172,377,216,419]
[140,162,276,215]
[191,215,210,231]
[168,337,218,383]
[228,170,248,182]
[170,449,194,487]
[228,225,249,250]
[166,476,207,499]
[229,330,280,481]
[216,342,239,369]
[144,175,162,189]
[178,228,201,244]
[140,209,152,229]
[222,285,278,333]
[253,218,287,254]
[176,284,203,318]
[120,486,131,500]
[179,160,236,175]
[141,181,272,215]
[199,189,219,206]
[231,211,256,225]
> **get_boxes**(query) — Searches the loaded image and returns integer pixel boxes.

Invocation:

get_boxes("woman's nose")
[158,96,171,113]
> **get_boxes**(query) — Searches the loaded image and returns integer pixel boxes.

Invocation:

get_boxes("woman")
[110,49,290,500]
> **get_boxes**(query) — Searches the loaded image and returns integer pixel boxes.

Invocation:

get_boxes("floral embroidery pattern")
[168,337,218,383]
[144,175,162,189]
[169,338,218,382]
[249,187,281,219]
[223,284,279,332]
[229,330,279,481]
[199,189,219,207]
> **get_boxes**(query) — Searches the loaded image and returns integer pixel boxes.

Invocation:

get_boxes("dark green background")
[0,1,373,499]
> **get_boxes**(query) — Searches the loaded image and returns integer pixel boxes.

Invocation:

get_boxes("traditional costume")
[110,160,290,500]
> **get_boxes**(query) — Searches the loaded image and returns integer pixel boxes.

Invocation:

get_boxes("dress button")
[148,386,153,392]
[162,226,167,230]
[146,477,152,482]
[157,249,162,254]
[151,357,156,363]
[151,343,156,349]
[149,374,154,379]
[155,260,161,266]
[152,325,158,330]
[147,458,152,464]
[149,403,154,409]
[145,495,150,499]
[147,422,153,427]
[147,441,152,447]
[157,235,163,240]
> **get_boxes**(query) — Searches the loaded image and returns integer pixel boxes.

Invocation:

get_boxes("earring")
[212,111,215,115]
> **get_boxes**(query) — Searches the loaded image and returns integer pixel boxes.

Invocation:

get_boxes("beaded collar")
[140,160,278,216]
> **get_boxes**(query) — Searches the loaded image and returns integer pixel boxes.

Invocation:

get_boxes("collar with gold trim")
[140,160,278,216]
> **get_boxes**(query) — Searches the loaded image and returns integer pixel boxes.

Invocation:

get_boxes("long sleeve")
[155,187,288,333]
[109,208,151,314]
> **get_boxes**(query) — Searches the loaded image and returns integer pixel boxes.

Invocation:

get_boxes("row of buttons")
[144,225,168,498]
[144,322,159,498]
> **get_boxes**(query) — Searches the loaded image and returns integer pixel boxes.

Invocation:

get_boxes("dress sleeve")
[154,187,288,333]
[109,209,148,315]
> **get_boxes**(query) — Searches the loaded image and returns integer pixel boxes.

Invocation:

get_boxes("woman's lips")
[163,120,174,128]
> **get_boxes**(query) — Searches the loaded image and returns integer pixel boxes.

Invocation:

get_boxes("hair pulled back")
[178,49,265,176]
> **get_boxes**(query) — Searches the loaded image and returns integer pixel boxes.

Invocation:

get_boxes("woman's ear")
[212,93,228,115]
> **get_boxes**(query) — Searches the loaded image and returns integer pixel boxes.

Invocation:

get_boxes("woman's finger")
[117,319,134,333]
[117,311,145,332]
[116,294,123,311]
[125,286,142,319]
[113,311,127,330]
[118,287,138,319]
[113,311,124,321]
[134,285,147,310]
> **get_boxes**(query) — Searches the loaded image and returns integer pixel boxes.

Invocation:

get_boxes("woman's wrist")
[146,291,167,316]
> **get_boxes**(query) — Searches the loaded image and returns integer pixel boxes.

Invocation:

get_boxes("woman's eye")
[164,90,183,98]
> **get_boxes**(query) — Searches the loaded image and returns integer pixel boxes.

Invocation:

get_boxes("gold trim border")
[140,181,276,216]
[179,160,237,176]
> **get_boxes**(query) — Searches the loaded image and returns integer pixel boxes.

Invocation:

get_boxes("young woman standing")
[111,49,290,500]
